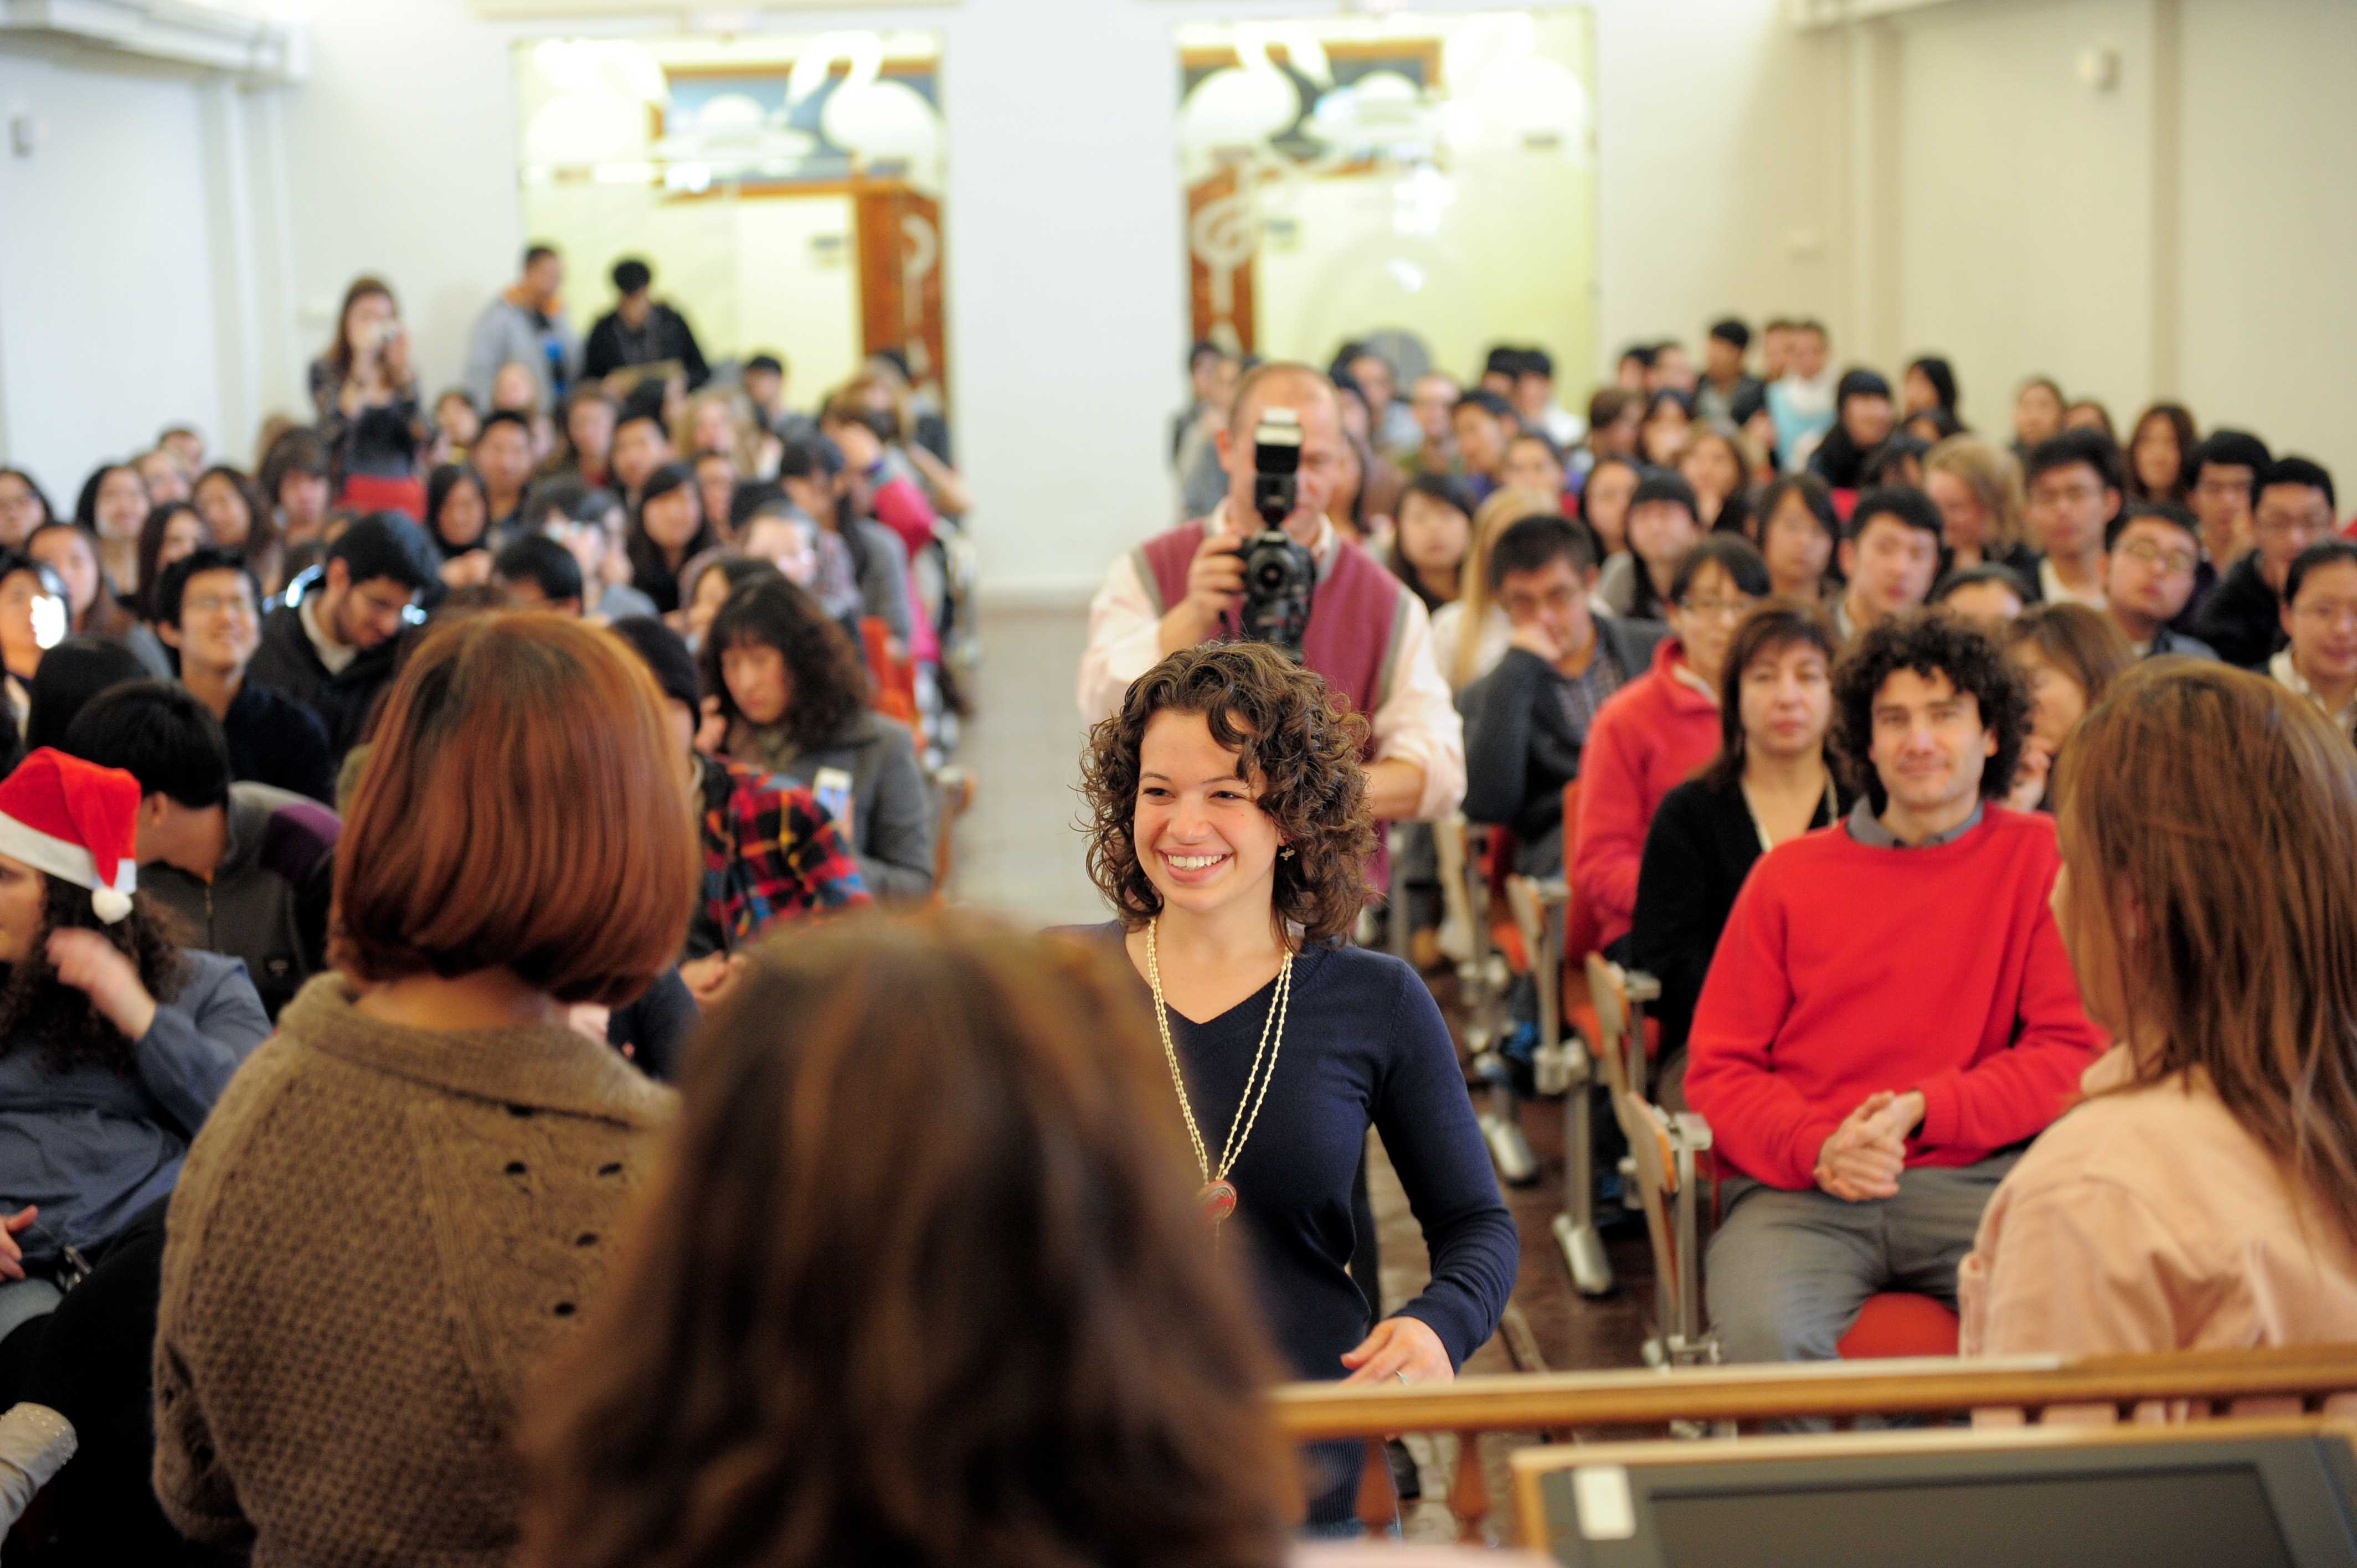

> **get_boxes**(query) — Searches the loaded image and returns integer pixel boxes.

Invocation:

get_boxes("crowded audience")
[3,207,2356,1562]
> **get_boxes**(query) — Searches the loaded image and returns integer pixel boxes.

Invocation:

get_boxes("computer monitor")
[1512,1420,2357,1568]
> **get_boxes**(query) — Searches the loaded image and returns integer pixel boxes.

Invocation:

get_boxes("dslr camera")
[1233,408,1316,658]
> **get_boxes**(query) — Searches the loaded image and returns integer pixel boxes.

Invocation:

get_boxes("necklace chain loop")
[1147,918,1291,1208]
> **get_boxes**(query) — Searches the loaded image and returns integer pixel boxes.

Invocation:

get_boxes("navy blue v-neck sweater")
[1085,922,1517,1383]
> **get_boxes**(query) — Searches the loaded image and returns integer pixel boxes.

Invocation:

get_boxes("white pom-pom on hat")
[0,749,141,920]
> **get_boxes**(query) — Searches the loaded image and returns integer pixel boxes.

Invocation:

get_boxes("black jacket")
[244,603,403,765]
[222,679,337,804]
[2191,552,2283,670]
[582,303,709,390]
[1631,773,1846,1057]
[1455,612,1667,875]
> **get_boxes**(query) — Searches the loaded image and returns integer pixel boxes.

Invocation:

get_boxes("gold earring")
[1280,847,1295,860]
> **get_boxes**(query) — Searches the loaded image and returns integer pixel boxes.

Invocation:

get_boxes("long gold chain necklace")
[1146,916,1293,1235]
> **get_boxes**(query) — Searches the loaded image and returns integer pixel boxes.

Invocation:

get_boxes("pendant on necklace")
[1198,1179,1239,1224]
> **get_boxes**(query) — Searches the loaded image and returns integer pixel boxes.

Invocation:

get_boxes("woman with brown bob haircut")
[1963,662,2357,1361]
[517,914,1295,1568]
[1075,642,1516,1535]
[152,612,697,1564]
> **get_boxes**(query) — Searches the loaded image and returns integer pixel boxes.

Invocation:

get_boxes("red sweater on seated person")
[1570,636,1722,952]
[1684,806,2104,1191]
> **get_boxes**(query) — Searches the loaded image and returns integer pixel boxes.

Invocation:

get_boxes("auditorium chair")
[1501,871,1613,1298]
[928,763,972,899]
[1587,956,1960,1368]
[1432,816,1537,1187]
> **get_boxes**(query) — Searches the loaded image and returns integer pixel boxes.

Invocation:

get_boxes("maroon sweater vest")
[1136,521,1406,888]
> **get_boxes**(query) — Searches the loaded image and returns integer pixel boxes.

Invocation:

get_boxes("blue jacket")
[0,948,271,1265]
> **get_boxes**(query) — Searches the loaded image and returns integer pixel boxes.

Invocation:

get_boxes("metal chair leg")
[1552,1062,1612,1296]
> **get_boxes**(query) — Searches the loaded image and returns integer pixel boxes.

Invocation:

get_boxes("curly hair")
[0,876,186,1077]
[697,576,869,752]
[1831,610,2030,813]
[1079,643,1374,944]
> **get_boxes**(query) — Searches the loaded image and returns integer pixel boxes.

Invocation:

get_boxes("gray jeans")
[1706,1153,2019,1365]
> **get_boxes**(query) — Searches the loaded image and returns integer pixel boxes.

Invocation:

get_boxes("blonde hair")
[1452,485,1565,688]
[1924,435,2026,551]
[673,389,762,477]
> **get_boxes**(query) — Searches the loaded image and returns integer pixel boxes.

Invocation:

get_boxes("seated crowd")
[0,276,2348,1567]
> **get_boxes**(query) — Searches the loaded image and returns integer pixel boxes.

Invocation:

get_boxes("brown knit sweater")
[153,973,677,1566]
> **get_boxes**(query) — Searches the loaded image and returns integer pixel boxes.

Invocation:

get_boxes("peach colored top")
[1962,1047,2357,1374]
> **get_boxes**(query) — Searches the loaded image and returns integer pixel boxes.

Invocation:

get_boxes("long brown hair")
[1697,597,1839,793]
[327,275,397,376]
[2125,402,2198,506]
[1079,642,1373,945]
[2054,662,2357,1244]
[515,914,1292,1568]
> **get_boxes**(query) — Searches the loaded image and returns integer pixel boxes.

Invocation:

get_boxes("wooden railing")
[1270,1345,2357,1540]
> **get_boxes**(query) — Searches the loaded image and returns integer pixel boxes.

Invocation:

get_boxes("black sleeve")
[580,316,620,383]
[1630,786,1735,1054]
[293,845,335,987]
[608,967,698,1082]
[285,704,336,806]
[669,307,710,391]
[1371,964,1519,1368]
[1454,649,1552,827]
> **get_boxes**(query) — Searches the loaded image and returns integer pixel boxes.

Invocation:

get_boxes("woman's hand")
[679,953,747,1007]
[1340,1315,1453,1386]
[2005,740,2053,813]
[0,1206,36,1282]
[695,696,729,757]
[48,929,157,1041]
[441,551,493,589]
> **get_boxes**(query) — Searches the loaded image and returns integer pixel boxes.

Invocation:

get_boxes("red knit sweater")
[1684,807,2105,1190]
[1571,638,1722,952]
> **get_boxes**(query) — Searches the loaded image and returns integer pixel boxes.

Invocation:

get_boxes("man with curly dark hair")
[1684,611,2103,1373]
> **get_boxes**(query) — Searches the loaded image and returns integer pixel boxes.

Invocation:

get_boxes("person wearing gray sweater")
[701,576,936,900]
[463,246,582,412]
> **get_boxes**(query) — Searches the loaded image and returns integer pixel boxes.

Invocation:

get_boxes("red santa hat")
[0,749,139,924]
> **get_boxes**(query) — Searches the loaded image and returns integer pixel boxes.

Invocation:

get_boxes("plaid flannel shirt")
[689,756,871,959]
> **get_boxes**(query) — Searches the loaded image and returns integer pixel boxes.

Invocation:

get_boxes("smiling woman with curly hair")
[1075,642,1516,1536]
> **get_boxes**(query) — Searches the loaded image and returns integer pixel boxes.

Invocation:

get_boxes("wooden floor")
[951,602,1662,1414]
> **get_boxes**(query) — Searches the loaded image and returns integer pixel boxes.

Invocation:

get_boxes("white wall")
[1892,0,2160,429]
[272,0,524,420]
[1591,0,1847,375]
[0,47,225,502]
[2175,0,2357,483]
[1857,0,2354,487]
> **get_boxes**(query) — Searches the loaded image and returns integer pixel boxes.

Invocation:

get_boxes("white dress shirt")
[1077,503,1467,821]
[2271,649,2357,740]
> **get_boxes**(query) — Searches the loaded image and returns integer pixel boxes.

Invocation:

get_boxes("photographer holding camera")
[1079,363,1463,829]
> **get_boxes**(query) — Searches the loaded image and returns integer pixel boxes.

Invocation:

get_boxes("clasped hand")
[1813,1089,1924,1203]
